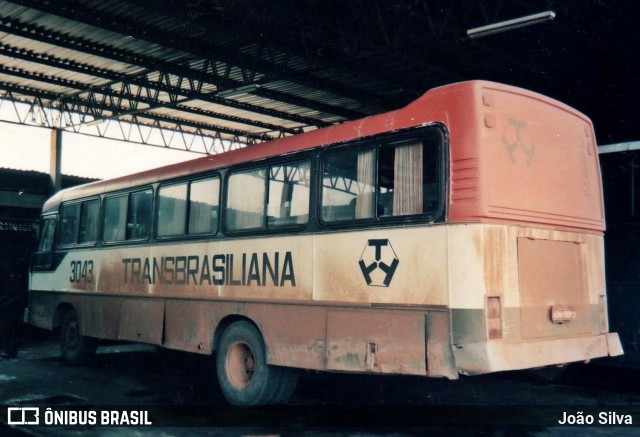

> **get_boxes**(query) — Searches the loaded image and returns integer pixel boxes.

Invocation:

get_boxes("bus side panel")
[27,290,122,340]
[217,236,313,301]
[325,309,426,375]
[163,300,328,370]
[76,294,121,339]
[242,304,455,377]
[164,299,457,377]
[426,309,458,379]
[161,299,326,369]
[27,289,59,331]
[164,299,236,354]
[313,227,449,306]
[117,297,164,344]
[245,303,328,370]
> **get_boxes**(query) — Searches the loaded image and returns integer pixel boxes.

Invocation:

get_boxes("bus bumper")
[453,333,623,376]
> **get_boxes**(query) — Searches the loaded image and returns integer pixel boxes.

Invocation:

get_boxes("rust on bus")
[27,80,622,405]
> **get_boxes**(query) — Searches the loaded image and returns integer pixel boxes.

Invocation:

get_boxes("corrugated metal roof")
[0,0,638,152]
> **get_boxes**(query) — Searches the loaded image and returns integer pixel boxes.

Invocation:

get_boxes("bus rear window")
[321,131,441,223]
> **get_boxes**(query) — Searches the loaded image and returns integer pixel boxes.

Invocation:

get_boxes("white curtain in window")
[393,142,423,215]
[356,148,376,219]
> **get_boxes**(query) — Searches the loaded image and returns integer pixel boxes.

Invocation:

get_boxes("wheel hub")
[226,341,255,389]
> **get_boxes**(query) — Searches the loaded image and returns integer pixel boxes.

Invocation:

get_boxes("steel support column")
[50,128,62,193]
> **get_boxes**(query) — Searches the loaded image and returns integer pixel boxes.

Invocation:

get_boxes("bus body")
[27,81,622,404]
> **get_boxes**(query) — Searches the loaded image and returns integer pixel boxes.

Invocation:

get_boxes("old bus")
[27,80,622,405]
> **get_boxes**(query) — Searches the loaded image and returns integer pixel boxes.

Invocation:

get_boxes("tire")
[60,309,97,366]
[270,366,299,404]
[216,320,297,405]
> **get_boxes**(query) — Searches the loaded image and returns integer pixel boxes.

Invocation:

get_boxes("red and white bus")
[27,80,622,405]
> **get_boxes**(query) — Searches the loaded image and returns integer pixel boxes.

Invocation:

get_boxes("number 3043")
[70,260,94,283]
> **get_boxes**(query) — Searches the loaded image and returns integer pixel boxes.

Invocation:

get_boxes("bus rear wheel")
[216,320,297,405]
[60,309,97,366]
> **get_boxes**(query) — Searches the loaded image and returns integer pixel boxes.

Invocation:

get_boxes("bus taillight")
[486,296,502,339]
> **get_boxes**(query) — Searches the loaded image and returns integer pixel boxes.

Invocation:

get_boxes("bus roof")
[42,80,586,213]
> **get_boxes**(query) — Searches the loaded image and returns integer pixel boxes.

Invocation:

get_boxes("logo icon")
[7,407,40,425]
[501,117,535,166]
[358,239,399,287]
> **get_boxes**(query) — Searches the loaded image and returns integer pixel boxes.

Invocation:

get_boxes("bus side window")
[378,140,435,217]
[127,190,152,240]
[103,194,127,242]
[320,130,442,224]
[321,148,375,223]
[226,168,267,232]
[102,190,152,243]
[57,199,101,247]
[422,138,440,214]
[32,218,56,269]
[267,161,310,228]
[226,160,309,233]
[157,176,220,238]
[78,199,100,244]
[189,177,219,235]
[58,203,81,246]
[157,183,188,237]
[37,219,56,253]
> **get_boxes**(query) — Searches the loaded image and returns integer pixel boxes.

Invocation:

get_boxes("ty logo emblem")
[359,239,399,287]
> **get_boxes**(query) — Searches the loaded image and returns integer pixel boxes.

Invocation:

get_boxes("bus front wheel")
[60,309,97,366]
[216,320,297,405]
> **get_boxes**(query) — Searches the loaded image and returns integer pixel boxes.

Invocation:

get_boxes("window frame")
[224,166,267,233]
[36,215,57,253]
[101,187,154,245]
[78,198,101,245]
[156,181,189,239]
[155,173,221,241]
[223,156,312,235]
[56,197,101,249]
[318,125,447,228]
[188,176,221,236]
[57,201,81,247]
[267,160,312,230]
[31,215,58,271]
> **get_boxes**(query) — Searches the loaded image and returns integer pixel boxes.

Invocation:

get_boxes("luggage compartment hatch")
[517,238,594,339]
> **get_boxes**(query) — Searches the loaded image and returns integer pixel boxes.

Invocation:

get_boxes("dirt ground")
[1,327,639,436]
